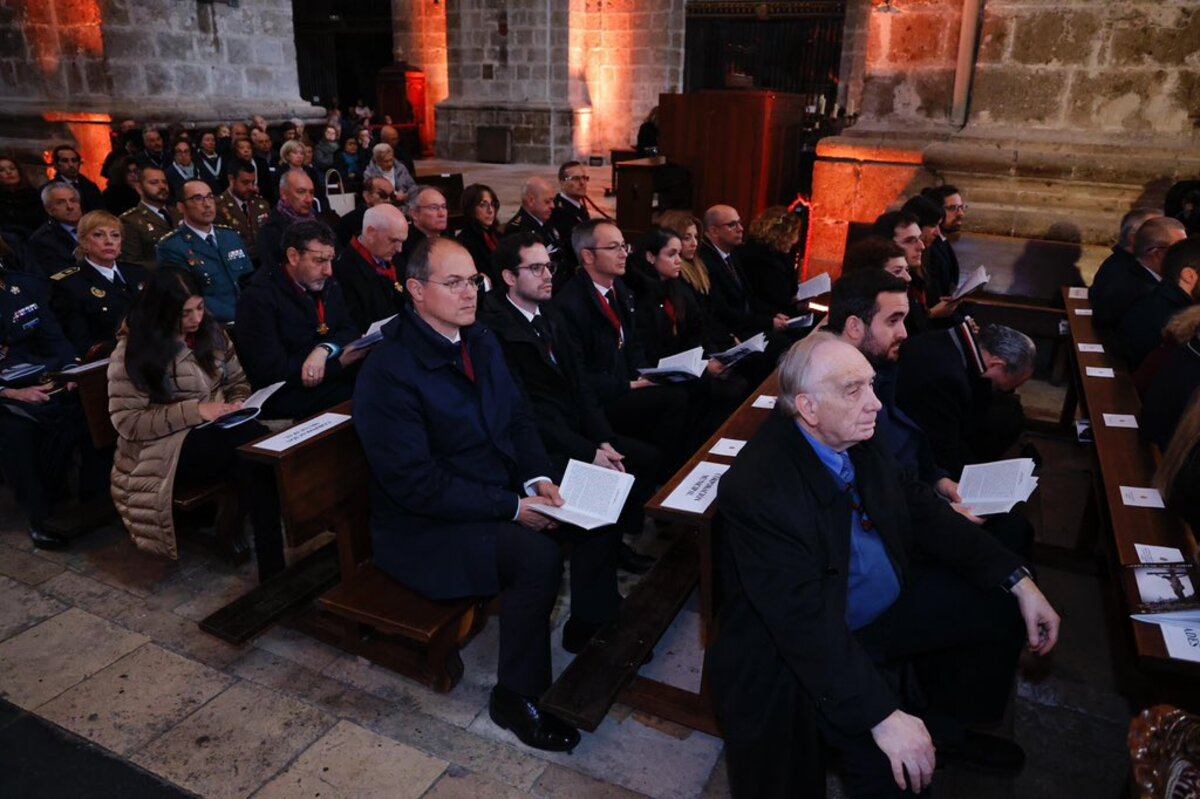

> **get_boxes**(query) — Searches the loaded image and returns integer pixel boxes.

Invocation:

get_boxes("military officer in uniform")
[50,210,149,358]
[0,264,98,550]
[216,161,272,265]
[120,166,179,271]
[28,183,82,277]
[156,179,253,324]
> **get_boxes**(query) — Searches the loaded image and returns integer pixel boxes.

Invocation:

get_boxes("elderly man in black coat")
[708,333,1060,798]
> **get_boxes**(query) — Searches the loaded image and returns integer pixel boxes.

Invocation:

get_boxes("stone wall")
[0,0,317,184]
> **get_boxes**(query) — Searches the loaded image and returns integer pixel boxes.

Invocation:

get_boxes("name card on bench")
[751,395,777,409]
[1074,308,1093,316]
[1103,413,1138,428]
[660,461,730,514]
[254,412,351,453]
[1086,367,1115,378]
[1068,287,1089,299]
[1135,543,1186,564]
[1077,343,1104,353]
[1120,485,1165,509]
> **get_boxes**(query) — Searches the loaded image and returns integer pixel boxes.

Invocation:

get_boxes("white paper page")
[1067,287,1088,299]
[660,461,730,514]
[713,333,767,366]
[709,438,747,457]
[245,381,285,411]
[795,272,831,301]
[951,266,989,300]
[954,500,1016,516]
[1077,343,1104,353]
[1085,367,1115,378]
[537,459,634,528]
[752,395,777,409]
[958,459,1034,502]
[1074,308,1093,316]
[1121,485,1165,509]
[347,314,398,351]
[1131,611,1200,629]
[787,314,815,328]
[1102,413,1138,428]
[1160,623,1200,662]
[61,358,110,374]
[253,412,351,452]
[1134,569,1195,604]
[639,347,705,379]
[1135,543,1187,564]
[366,314,397,337]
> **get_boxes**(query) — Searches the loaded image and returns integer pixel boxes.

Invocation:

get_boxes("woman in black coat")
[454,183,503,291]
[741,205,803,316]
[0,154,46,241]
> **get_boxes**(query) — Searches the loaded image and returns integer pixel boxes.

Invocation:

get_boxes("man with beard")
[120,166,180,270]
[216,161,272,265]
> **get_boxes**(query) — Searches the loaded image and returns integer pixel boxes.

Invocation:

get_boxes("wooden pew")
[542,373,781,734]
[1061,287,1200,683]
[239,403,489,693]
[67,359,249,561]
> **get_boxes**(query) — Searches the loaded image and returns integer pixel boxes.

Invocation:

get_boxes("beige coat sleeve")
[107,344,204,442]
[220,335,252,404]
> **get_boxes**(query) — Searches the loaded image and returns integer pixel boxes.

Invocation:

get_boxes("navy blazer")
[699,240,774,347]
[551,271,646,405]
[353,309,554,598]
[707,412,1021,740]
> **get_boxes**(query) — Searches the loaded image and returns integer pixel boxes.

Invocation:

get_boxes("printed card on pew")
[711,332,767,368]
[638,346,707,382]
[198,381,284,429]
[1074,308,1093,316]
[1159,623,1200,663]
[660,461,730,514]
[951,265,990,301]
[1121,485,1165,509]
[1130,565,1197,614]
[528,458,635,530]
[1067,287,1089,299]
[709,438,747,457]
[1085,366,1115,378]
[1077,343,1104,353]
[1103,413,1138,429]
[953,458,1037,516]
[794,272,831,302]
[345,314,397,352]
[752,394,777,409]
[1135,543,1187,564]
[254,412,351,453]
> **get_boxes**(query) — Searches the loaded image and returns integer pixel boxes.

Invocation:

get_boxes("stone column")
[809,0,1200,277]
[0,0,321,186]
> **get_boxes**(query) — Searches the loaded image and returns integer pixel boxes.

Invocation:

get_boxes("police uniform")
[50,260,149,358]
[155,223,254,324]
[27,220,78,277]
[120,203,180,271]
[216,189,272,265]
[0,268,101,546]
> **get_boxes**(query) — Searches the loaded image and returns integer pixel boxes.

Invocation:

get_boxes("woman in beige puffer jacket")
[107,268,284,577]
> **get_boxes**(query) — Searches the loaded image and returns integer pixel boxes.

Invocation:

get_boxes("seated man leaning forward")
[707,332,1060,799]
[354,237,619,753]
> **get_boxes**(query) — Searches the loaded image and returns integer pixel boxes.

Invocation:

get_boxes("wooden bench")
[71,358,248,563]
[239,402,488,693]
[1061,287,1200,685]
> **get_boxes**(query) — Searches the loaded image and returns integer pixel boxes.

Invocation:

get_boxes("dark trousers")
[263,376,354,421]
[175,420,285,580]
[0,397,107,524]
[605,383,689,481]
[494,522,621,697]
[723,564,1025,799]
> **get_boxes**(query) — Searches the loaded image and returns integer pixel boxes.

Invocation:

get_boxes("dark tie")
[530,314,557,364]
[724,254,742,287]
[158,208,170,226]
[604,289,617,310]
[205,234,216,250]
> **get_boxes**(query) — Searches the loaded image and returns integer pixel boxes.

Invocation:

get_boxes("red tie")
[460,340,475,383]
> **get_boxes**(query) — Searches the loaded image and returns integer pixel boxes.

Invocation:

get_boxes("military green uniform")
[216,189,272,265]
[119,202,181,271]
[155,223,253,324]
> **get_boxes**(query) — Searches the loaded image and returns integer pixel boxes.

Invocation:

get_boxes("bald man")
[333,203,410,333]
[257,168,317,274]
[505,176,569,288]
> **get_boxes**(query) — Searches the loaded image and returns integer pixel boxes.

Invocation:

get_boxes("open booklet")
[345,314,398,352]
[711,332,767,367]
[198,381,285,429]
[638,346,708,382]
[528,458,636,530]
[951,265,990,301]
[953,457,1037,516]
[0,362,46,385]
[795,272,832,302]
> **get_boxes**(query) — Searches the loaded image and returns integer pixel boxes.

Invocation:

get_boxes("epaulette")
[158,227,183,240]
[119,206,139,218]
[214,223,235,231]
[50,266,80,281]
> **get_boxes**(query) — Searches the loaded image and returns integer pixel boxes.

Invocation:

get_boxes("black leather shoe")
[489,686,580,752]
[562,616,607,654]
[618,543,655,575]
[939,731,1026,776]
[28,525,70,551]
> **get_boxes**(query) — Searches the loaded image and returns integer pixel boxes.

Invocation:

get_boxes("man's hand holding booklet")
[529,459,636,530]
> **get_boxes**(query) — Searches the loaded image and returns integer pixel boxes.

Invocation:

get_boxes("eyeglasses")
[944,203,968,213]
[301,248,335,265]
[184,193,216,204]
[476,200,499,210]
[421,273,486,294]
[516,262,555,277]
[564,174,590,183]
[417,203,448,212]
[586,242,631,255]
[718,219,743,229]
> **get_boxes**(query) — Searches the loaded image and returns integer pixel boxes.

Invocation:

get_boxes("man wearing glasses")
[402,186,449,268]
[236,219,364,419]
[550,161,594,279]
[355,237,584,753]
[156,179,254,323]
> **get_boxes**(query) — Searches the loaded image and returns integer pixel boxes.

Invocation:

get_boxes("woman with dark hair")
[165,138,197,202]
[336,135,364,193]
[741,206,804,317]
[455,183,503,289]
[101,155,141,215]
[627,227,747,445]
[107,268,284,579]
[196,130,227,194]
[0,154,46,240]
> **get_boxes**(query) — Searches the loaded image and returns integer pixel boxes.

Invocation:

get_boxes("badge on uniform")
[228,249,245,260]
[91,286,106,298]
[9,285,18,295]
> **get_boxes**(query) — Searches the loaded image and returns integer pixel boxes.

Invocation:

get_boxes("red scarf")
[483,230,498,252]
[351,236,397,283]
[663,297,677,336]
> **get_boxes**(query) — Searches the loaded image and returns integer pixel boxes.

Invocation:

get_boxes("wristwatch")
[317,342,342,359]
[1001,565,1033,593]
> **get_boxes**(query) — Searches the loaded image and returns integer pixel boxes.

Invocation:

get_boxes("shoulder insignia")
[119,207,138,219]
[214,223,234,231]
[50,266,80,281]
[90,286,106,298]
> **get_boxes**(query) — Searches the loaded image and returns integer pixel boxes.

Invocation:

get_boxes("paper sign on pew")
[253,412,351,453]
[709,438,747,457]
[1067,287,1089,299]
[1135,543,1187,564]
[1077,343,1104,353]
[529,459,635,530]
[1086,367,1115,378]
[752,395,777,410]
[1121,485,1165,509]
[1103,413,1138,429]
[660,461,730,514]
[1074,308,1093,316]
